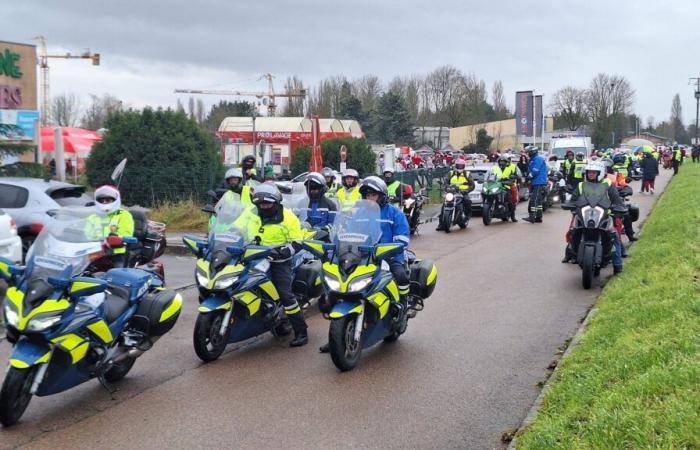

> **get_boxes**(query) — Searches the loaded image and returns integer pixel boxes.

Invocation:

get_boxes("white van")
[548,137,593,160]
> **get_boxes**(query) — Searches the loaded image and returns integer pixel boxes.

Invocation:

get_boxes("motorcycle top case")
[133,288,182,337]
[409,259,437,299]
[292,259,322,298]
[628,204,640,222]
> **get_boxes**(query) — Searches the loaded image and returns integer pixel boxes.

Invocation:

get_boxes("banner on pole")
[534,95,543,135]
[515,91,533,136]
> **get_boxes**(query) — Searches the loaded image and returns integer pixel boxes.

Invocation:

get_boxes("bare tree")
[187,97,196,121]
[671,93,683,122]
[195,98,206,124]
[51,93,81,127]
[176,99,185,114]
[280,75,306,117]
[645,116,655,131]
[81,94,123,130]
[352,75,382,113]
[587,73,635,122]
[550,86,589,130]
[491,80,509,120]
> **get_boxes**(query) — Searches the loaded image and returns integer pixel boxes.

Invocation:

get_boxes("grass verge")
[149,199,208,232]
[516,163,700,449]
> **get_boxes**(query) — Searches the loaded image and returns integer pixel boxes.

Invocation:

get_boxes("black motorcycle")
[403,188,426,235]
[438,185,470,233]
[629,161,643,181]
[562,184,627,289]
[544,170,566,211]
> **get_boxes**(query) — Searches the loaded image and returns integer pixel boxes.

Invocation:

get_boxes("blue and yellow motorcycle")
[302,200,437,371]
[183,198,321,362]
[0,209,182,426]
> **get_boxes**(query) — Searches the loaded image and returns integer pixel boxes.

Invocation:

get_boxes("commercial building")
[413,126,450,149]
[0,40,39,164]
[450,117,554,152]
[217,117,363,172]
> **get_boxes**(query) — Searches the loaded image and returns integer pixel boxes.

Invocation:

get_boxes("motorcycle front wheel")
[482,202,493,226]
[441,210,452,233]
[329,316,363,372]
[582,246,595,289]
[193,312,230,362]
[0,366,37,427]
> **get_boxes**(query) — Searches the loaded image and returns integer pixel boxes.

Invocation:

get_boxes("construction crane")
[174,73,306,116]
[33,36,101,126]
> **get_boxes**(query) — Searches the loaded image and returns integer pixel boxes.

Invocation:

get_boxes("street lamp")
[695,89,700,145]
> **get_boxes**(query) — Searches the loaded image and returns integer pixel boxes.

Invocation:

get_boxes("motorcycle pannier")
[409,259,437,299]
[628,204,640,222]
[292,260,322,298]
[134,288,182,337]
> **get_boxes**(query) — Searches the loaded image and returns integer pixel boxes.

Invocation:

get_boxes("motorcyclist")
[490,155,520,222]
[611,154,629,179]
[604,159,637,243]
[337,168,361,211]
[562,162,625,274]
[242,182,309,347]
[319,176,411,353]
[672,145,683,175]
[321,167,340,197]
[303,172,337,229]
[561,150,575,178]
[435,160,474,231]
[85,185,135,268]
[241,155,262,184]
[222,167,253,205]
[568,151,587,188]
[383,168,405,205]
[523,146,547,223]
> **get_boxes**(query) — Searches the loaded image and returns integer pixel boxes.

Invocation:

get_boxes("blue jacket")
[307,197,336,228]
[527,154,548,186]
[379,202,410,263]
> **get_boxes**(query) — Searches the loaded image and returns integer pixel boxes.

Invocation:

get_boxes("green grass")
[149,199,209,232]
[516,163,700,449]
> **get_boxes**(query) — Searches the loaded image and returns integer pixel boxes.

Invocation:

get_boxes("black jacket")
[640,154,658,180]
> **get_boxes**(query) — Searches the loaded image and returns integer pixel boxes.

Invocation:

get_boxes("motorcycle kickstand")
[97,373,118,400]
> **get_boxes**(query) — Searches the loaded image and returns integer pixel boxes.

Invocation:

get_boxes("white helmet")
[583,161,605,182]
[225,167,244,181]
[94,185,121,214]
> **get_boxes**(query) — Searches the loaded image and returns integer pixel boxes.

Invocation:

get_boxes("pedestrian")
[640,150,658,194]
[522,146,547,223]
[692,144,700,163]
[671,145,683,175]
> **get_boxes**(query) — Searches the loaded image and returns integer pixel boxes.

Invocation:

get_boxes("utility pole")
[33,36,100,126]
[690,77,700,145]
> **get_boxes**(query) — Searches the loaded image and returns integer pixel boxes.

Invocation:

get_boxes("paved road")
[0,171,672,449]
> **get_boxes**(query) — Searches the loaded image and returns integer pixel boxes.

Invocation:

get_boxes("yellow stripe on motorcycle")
[51,333,86,352]
[19,298,71,331]
[259,281,280,301]
[198,301,231,313]
[6,286,24,310]
[375,243,401,258]
[285,306,301,315]
[70,342,90,364]
[36,351,52,364]
[210,264,244,286]
[243,247,267,260]
[0,260,11,280]
[235,291,262,316]
[386,280,399,302]
[328,304,364,319]
[159,293,183,322]
[87,320,113,344]
[70,280,102,294]
[314,276,321,286]
[9,359,30,369]
[427,265,438,285]
[303,241,325,256]
[369,293,390,319]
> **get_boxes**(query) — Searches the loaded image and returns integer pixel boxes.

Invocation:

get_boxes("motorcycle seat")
[103,289,130,324]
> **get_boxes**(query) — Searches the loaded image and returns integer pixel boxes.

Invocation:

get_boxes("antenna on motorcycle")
[111,158,128,188]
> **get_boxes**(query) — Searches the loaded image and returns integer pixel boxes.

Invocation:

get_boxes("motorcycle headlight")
[196,269,209,287]
[214,275,238,290]
[552,195,560,202]
[27,313,62,332]
[348,277,372,292]
[445,193,454,202]
[3,304,19,327]
[324,274,341,291]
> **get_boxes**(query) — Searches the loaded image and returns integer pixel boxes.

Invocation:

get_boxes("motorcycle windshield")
[575,182,612,210]
[27,207,105,280]
[330,200,382,247]
[208,197,256,252]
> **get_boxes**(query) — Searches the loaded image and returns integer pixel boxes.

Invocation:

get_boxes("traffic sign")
[340,144,347,162]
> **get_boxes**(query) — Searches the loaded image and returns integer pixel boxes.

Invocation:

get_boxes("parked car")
[0,178,92,257]
[0,209,22,263]
[464,163,529,211]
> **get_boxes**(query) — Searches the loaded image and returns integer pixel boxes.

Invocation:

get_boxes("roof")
[339,120,363,134]
[218,117,312,132]
[318,119,344,132]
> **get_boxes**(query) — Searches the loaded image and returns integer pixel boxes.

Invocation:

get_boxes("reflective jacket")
[612,163,628,177]
[527,154,548,185]
[222,186,253,205]
[378,202,410,264]
[324,181,341,198]
[238,207,304,248]
[85,209,135,255]
[562,158,574,175]
[673,149,682,161]
[338,186,361,210]
[492,164,518,180]
[571,159,588,180]
[449,173,474,192]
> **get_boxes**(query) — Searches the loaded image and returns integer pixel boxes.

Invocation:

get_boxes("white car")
[0,209,22,263]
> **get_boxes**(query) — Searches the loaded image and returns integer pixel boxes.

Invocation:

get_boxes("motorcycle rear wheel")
[329,316,363,372]
[582,246,595,289]
[103,357,136,382]
[0,366,37,427]
[193,312,230,362]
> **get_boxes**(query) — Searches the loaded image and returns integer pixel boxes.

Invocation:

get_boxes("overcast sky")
[4,0,699,125]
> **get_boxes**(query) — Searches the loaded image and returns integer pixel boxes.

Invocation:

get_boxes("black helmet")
[497,156,509,168]
[359,176,388,205]
[575,152,585,161]
[242,155,256,167]
[525,145,538,157]
[612,154,625,164]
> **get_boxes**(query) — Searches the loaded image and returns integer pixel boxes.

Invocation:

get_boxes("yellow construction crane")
[174,73,306,116]
[33,36,100,126]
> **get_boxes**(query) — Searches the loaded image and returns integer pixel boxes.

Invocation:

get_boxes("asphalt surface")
[0,170,672,450]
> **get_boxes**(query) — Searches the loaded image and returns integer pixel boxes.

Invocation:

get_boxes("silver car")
[0,178,92,256]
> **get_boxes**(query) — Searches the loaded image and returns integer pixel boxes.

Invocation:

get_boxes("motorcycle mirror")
[111,158,128,188]
[201,204,216,214]
[561,203,576,211]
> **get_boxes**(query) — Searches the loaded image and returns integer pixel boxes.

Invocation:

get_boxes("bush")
[0,162,49,178]
[86,108,223,207]
[290,137,377,177]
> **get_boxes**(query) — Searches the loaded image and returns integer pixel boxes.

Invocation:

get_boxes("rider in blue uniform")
[304,172,337,229]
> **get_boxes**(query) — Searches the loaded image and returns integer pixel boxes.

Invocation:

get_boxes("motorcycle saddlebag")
[133,288,182,337]
[292,259,322,298]
[409,259,437,299]
[628,204,640,222]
